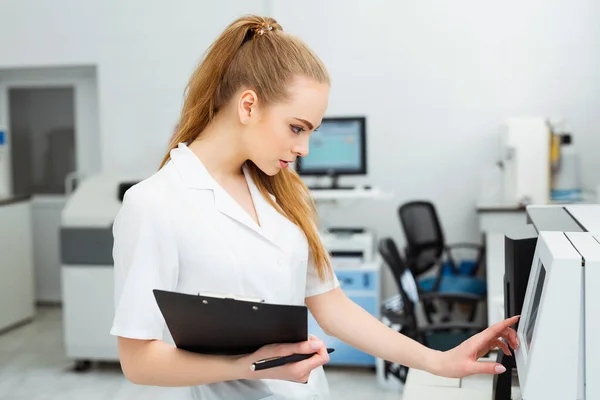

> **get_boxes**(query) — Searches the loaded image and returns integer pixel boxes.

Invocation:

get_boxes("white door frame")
[0,66,101,196]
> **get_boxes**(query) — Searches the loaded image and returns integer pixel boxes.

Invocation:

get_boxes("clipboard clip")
[198,292,265,303]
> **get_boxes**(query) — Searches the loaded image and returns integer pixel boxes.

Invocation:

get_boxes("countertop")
[0,195,31,207]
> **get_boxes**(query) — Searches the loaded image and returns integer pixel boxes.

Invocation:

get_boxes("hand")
[436,315,520,378]
[238,334,330,383]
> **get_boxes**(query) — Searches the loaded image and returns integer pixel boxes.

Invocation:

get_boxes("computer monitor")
[295,117,366,189]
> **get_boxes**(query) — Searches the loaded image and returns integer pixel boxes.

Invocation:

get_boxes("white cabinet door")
[0,200,35,330]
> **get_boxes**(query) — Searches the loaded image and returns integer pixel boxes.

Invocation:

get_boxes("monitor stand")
[327,174,354,190]
[306,174,359,190]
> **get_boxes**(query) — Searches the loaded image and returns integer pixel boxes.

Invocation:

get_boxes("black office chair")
[378,237,487,384]
[398,201,487,322]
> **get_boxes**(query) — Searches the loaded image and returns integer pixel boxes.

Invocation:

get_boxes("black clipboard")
[153,289,309,356]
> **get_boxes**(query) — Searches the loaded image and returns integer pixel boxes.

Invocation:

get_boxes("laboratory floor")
[0,306,403,399]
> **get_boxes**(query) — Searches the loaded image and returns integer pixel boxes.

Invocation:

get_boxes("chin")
[252,162,280,177]
[264,168,281,177]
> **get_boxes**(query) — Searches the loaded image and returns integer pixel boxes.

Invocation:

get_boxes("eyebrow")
[293,117,319,131]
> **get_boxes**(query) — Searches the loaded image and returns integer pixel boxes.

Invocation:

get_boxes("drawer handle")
[340,277,354,286]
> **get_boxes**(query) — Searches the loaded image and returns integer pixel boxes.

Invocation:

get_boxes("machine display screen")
[525,262,547,350]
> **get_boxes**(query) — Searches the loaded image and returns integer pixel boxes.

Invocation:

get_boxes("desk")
[476,203,526,235]
[403,356,521,400]
[310,187,393,202]
[485,233,507,327]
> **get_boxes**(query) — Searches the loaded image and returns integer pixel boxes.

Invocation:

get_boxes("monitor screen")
[525,262,547,350]
[296,117,366,175]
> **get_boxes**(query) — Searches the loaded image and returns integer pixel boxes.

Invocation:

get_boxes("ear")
[237,89,258,125]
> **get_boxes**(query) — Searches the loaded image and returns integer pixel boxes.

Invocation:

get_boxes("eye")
[290,124,305,134]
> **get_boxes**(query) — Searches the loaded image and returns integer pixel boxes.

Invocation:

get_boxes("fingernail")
[495,365,506,373]
[311,341,322,350]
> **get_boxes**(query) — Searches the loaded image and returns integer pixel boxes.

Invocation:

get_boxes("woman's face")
[239,76,330,176]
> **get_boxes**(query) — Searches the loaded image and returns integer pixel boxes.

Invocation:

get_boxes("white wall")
[0,0,266,175]
[272,0,600,246]
[2,1,600,298]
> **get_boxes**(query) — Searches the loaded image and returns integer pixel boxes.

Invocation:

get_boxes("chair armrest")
[419,321,487,334]
[444,243,486,276]
[419,291,485,303]
[380,308,409,324]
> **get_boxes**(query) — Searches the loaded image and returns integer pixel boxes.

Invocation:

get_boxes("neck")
[188,113,248,181]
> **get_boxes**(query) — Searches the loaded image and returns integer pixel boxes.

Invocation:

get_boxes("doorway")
[9,87,76,196]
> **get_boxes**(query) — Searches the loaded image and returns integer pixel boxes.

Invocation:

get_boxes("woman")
[110,14,519,400]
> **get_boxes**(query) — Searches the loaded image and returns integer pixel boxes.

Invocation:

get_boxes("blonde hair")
[160,15,332,280]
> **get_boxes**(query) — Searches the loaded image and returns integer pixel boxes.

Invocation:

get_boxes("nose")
[293,137,309,157]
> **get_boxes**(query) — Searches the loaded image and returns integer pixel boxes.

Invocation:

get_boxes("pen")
[252,348,335,371]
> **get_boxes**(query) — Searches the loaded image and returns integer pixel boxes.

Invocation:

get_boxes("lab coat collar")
[170,143,283,249]
[170,142,217,190]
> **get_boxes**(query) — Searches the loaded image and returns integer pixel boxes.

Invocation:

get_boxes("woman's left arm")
[306,287,519,379]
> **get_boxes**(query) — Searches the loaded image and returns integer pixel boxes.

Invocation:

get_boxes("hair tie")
[254,22,273,37]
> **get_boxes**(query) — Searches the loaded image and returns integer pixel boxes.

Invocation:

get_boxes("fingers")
[481,316,520,346]
[469,361,507,376]
[292,334,329,369]
[490,339,511,356]
[309,334,327,357]
[501,327,519,350]
[465,354,509,376]
[292,345,329,373]
[491,327,519,351]
[249,336,329,383]
[270,338,321,358]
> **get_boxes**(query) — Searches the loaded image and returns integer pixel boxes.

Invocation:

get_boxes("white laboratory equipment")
[515,229,599,400]
[499,117,551,206]
[494,204,600,400]
[60,173,145,370]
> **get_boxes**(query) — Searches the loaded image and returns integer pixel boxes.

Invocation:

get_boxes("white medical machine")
[515,228,599,400]
[60,173,145,370]
[495,204,600,400]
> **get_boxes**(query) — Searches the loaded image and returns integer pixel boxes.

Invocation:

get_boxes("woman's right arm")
[117,335,331,386]
[118,337,243,386]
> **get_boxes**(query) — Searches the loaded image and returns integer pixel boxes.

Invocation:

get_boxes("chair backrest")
[398,201,446,277]
[378,237,419,319]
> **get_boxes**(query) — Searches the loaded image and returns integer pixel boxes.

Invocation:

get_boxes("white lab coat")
[110,143,340,400]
